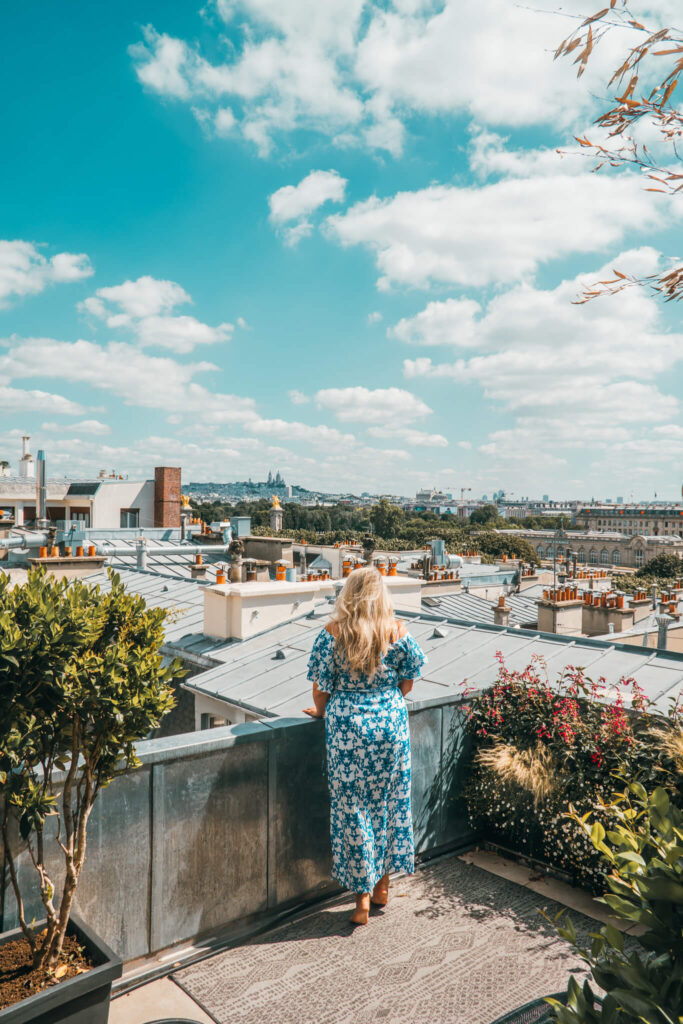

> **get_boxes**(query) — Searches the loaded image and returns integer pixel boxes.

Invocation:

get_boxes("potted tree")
[0,567,181,1023]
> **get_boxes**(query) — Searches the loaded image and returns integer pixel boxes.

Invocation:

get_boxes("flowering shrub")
[462,654,683,892]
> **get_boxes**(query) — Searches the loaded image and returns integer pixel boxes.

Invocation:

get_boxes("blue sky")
[1,0,681,499]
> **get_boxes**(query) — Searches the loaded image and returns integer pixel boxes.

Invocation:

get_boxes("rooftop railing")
[0,694,474,971]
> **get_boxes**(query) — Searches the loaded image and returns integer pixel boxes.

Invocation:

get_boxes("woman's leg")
[350,892,370,925]
[371,873,390,906]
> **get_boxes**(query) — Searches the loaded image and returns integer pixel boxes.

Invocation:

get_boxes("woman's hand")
[302,706,324,718]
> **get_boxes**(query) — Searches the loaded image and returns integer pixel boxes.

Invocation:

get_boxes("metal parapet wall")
[0,699,475,965]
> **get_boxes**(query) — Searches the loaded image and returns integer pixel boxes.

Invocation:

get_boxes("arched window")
[589,548,598,564]
[577,549,586,563]
[600,549,609,565]
[612,549,621,566]
[634,548,644,567]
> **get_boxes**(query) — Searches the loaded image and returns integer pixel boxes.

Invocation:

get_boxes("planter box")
[0,913,122,1024]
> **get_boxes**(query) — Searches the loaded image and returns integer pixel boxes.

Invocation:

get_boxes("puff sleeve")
[307,629,337,694]
[392,633,426,681]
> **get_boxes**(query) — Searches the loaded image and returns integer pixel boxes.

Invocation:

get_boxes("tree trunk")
[1,812,36,954]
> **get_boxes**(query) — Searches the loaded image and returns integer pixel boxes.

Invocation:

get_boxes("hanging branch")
[555,1,683,301]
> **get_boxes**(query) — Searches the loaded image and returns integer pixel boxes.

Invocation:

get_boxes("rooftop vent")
[432,626,448,638]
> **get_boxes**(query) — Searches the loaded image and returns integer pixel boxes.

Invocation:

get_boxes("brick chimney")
[154,467,181,528]
[493,595,511,627]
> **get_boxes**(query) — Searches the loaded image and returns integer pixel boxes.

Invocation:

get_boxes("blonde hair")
[330,567,396,679]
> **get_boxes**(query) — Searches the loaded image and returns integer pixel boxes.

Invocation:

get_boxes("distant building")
[411,488,454,511]
[575,503,683,538]
[0,440,181,529]
[497,527,683,570]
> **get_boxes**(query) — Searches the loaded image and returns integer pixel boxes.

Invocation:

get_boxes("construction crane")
[459,487,471,501]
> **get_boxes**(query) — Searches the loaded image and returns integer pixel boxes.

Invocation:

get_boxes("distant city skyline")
[1,1,681,498]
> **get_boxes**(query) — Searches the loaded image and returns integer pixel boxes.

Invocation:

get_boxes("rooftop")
[87,567,683,720]
[422,590,538,627]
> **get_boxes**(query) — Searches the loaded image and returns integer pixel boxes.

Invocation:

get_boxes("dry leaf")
[54,965,68,979]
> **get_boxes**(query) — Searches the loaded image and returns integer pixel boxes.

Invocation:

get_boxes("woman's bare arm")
[302,682,330,718]
[399,679,414,697]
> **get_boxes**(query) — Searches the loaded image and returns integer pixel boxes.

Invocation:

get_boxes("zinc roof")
[101,539,227,581]
[185,611,683,720]
[422,590,538,627]
[85,566,683,723]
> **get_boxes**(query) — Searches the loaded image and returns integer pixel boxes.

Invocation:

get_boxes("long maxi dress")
[307,629,427,894]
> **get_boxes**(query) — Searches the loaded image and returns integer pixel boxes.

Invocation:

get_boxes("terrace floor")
[111,850,635,1024]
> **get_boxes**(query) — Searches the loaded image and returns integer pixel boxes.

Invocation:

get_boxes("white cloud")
[128,1,658,157]
[245,417,355,446]
[132,314,233,353]
[0,384,86,416]
[42,419,111,436]
[402,249,683,465]
[0,336,232,413]
[269,170,347,245]
[367,311,383,324]
[457,441,472,450]
[0,240,93,309]
[84,275,191,319]
[288,389,309,405]
[327,171,671,290]
[390,298,482,347]
[315,386,432,425]
[214,106,236,135]
[367,426,448,447]
[79,275,233,352]
[129,29,193,99]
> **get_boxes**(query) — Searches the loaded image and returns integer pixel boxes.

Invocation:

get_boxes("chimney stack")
[19,435,35,479]
[154,467,181,528]
[493,594,511,627]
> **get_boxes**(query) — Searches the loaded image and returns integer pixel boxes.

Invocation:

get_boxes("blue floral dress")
[307,628,426,894]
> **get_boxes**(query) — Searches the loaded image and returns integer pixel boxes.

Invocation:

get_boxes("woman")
[303,567,426,925]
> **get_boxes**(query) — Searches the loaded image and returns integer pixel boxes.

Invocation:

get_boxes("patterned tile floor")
[172,856,597,1024]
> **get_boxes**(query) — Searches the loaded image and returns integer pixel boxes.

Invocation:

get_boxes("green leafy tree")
[637,553,683,579]
[474,530,538,564]
[469,504,501,526]
[0,568,181,970]
[370,499,406,539]
[549,781,683,1023]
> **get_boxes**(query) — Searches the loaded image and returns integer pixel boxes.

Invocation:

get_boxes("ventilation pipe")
[92,540,232,557]
[0,530,51,550]
[652,584,658,610]
[136,537,148,570]
[655,614,673,650]
[36,449,47,527]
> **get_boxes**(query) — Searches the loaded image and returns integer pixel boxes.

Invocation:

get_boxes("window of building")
[120,508,140,528]
[589,549,598,564]
[70,507,90,525]
[612,550,621,565]
[600,549,609,565]
[634,549,644,567]
[200,712,229,730]
[577,550,586,563]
